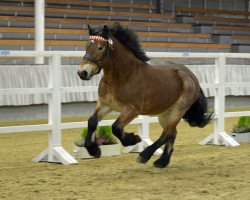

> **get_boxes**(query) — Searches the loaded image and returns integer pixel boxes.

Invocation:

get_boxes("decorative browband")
[89,35,107,41]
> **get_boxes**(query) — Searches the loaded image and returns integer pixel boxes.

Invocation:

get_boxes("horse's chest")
[101,93,123,112]
[98,83,123,112]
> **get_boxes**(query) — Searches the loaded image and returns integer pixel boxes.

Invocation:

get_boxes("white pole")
[35,0,45,64]
[199,54,240,147]
[214,55,226,144]
[33,54,78,165]
[48,54,62,148]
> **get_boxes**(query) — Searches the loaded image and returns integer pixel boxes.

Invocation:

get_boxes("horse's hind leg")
[137,112,179,166]
[153,129,177,168]
[138,93,196,167]
[136,135,168,164]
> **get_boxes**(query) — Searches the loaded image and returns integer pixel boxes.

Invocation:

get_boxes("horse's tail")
[183,88,213,128]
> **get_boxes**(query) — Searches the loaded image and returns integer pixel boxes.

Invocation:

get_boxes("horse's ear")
[101,25,110,39]
[87,24,93,35]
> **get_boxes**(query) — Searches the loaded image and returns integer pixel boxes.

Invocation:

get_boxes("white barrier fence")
[0,51,250,165]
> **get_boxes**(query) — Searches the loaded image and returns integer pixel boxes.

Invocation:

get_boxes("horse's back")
[147,63,198,88]
[150,63,199,90]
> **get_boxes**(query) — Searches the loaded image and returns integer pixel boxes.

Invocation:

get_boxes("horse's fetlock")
[153,158,170,168]
[137,150,152,164]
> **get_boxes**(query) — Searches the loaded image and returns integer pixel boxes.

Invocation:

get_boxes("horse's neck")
[103,39,143,83]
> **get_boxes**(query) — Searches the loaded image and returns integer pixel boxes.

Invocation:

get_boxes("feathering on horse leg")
[136,137,166,164]
[111,108,141,146]
[136,111,173,164]
[150,112,182,168]
[84,113,100,157]
[137,97,190,167]
[136,127,177,165]
[153,129,177,168]
[84,101,111,158]
[151,84,199,167]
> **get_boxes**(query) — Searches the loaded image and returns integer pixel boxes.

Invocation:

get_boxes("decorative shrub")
[79,126,117,145]
[233,116,250,133]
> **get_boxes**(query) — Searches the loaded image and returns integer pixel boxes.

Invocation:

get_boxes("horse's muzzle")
[77,70,90,80]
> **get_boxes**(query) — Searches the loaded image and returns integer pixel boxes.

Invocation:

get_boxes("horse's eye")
[98,47,103,51]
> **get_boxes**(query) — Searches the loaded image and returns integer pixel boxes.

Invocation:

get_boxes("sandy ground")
[0,111,250,200]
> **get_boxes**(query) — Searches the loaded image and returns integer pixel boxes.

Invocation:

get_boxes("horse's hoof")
[85,143,101,158]
[136,155,149,164]
[122,133,142,146]
[153,158,169,168]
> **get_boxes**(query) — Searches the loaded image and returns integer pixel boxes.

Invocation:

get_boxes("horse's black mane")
[110,23,150,62]
[90,23,150,62]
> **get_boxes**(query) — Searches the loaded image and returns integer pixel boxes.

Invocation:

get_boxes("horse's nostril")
[82,71,88,78]
[78,70,88,80]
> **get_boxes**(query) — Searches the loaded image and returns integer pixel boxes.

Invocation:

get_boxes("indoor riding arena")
[0,0,250,200]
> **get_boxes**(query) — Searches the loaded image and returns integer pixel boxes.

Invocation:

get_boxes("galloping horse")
[78,23,213,168]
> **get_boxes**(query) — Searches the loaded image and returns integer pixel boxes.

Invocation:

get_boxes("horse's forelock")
[88,25,111,40]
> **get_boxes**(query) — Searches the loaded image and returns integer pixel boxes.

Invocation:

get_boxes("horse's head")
[78,24,113,80]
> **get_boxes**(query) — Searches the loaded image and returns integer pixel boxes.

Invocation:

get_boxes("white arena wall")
[0,67,250,121]
[0,63,250,106]
[0,52,250,121]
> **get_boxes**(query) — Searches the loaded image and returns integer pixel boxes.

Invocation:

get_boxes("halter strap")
[83,52,102,74]
[83,35,112,74]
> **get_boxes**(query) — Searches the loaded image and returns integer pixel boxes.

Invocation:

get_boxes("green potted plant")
[231,116,250,143]
[73,126,121,159]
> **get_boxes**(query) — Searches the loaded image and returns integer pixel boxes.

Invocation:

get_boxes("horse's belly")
[140,99,177,115]
[139,83,182,115]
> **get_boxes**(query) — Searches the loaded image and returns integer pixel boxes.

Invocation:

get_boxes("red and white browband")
[89,35,107,41]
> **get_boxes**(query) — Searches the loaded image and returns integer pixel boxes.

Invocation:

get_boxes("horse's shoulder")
[98,78,111,97]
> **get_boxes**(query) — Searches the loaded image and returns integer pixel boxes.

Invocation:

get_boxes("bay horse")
[78,23,213,168]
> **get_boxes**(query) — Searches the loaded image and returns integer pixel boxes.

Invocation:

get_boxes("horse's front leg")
[85,100,111,158]
[112,107,142,146]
